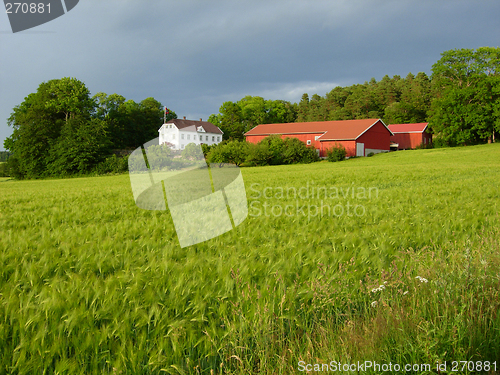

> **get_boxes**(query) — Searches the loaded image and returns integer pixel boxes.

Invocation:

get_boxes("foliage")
[327,144,347,162]
[46,117,112,176]
[209,96,297,141]
[142,144,172,171]
[181,142,204,161]
[429,47,500,146]
[93,93,174,149]
[0,152,12,163]
[4,78,172,179]
[246,135,319,166]
[93,154,129,175]
[200,143,213,157]
[1,144,500,373]
[282,137,319,164]
[297,73,432,125]
[207,140,249,166]
[0,163,8,177]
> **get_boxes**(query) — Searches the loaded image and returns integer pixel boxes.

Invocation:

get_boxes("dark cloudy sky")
[1,0,499,150]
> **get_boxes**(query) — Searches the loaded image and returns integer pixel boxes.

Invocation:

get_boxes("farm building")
[387,123,431,150]
[244,119,393,157]
[158,118,223,150]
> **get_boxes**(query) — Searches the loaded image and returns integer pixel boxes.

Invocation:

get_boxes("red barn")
[387,123,432,150]
[244,119,393,157]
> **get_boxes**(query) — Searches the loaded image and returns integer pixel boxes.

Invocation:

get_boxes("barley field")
[1,144,499,374]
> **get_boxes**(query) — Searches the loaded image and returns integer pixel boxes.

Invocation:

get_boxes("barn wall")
[357,121,391,152]
[391,133,412,149]
[320,141,356,157]
[391,132,432,149]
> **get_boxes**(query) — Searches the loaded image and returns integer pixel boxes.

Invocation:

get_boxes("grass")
[0,143,499,374]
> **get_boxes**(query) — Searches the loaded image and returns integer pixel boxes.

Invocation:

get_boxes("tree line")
[210,47,499,146]
[3,77,176,179]
[3,47,499,178]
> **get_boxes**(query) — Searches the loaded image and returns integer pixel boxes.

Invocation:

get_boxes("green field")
[1,144,500,374]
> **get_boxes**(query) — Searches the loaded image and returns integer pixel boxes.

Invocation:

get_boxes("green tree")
[429,47,500,145]
[46,117,111,175]
[4,78,96,178]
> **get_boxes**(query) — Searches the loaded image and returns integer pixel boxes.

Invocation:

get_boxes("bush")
[5,156,23,179]
[327,145,347,162]
[282,137,319,164]
[93,154,129,175]
[367,152,375,157]
[181,143,204,161]
[207,140,249,166]
[0,163,9,177]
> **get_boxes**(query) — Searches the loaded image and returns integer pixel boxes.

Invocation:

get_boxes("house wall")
[179,131,222,149]
[357,120,391,154]
[159,124,222,149]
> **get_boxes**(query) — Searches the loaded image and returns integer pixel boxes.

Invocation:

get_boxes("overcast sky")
[1,0,499,150]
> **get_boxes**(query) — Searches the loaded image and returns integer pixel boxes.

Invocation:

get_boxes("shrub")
[282,137,319,164]
[327,145,347,162]
[367,152,375,157]
[93,154,129,175]
[181,143,204,161]
[207,140,249,166]
[245,142,272,166]
[0,162,9,177]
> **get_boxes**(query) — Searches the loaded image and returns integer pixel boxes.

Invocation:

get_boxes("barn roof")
[162,118,223,134]
[245,119,392,140]
[387,123,429,133]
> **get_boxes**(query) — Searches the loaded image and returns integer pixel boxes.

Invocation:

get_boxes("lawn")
[1,143,499,374]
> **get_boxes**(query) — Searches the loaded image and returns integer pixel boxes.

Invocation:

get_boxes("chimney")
[183,116,186,120]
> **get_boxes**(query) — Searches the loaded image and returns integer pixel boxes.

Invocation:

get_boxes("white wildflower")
[403,291,409,295]
[371,301,377,307]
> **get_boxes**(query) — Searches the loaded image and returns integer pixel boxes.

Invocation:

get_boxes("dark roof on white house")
[163,118,223,134]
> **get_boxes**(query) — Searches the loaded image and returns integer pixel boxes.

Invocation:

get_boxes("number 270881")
[5,3,51,14]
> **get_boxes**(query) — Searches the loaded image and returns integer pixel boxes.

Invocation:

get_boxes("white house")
[158,117,224,150]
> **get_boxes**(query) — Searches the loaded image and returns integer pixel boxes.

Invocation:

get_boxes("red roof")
[245,119,391,141]
[387,123,428,133]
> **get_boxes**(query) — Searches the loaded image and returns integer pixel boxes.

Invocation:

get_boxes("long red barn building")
[244,119,393,157]
[387,123,431,150]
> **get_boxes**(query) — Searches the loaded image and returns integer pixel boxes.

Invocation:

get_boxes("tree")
[46,117,111,175]
[207,140,249,166]
[429,47,500,145]
[4,78,96,178]
[209,96,297,141]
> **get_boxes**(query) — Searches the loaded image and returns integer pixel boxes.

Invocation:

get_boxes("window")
[307,140,311,145]
[181,144,184,149]
[212,136,215,141]
[181,134,184,139]
[206,135,208,141]
[200,135,203,141]
[217,136,220,142]
[187,134,190,140]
